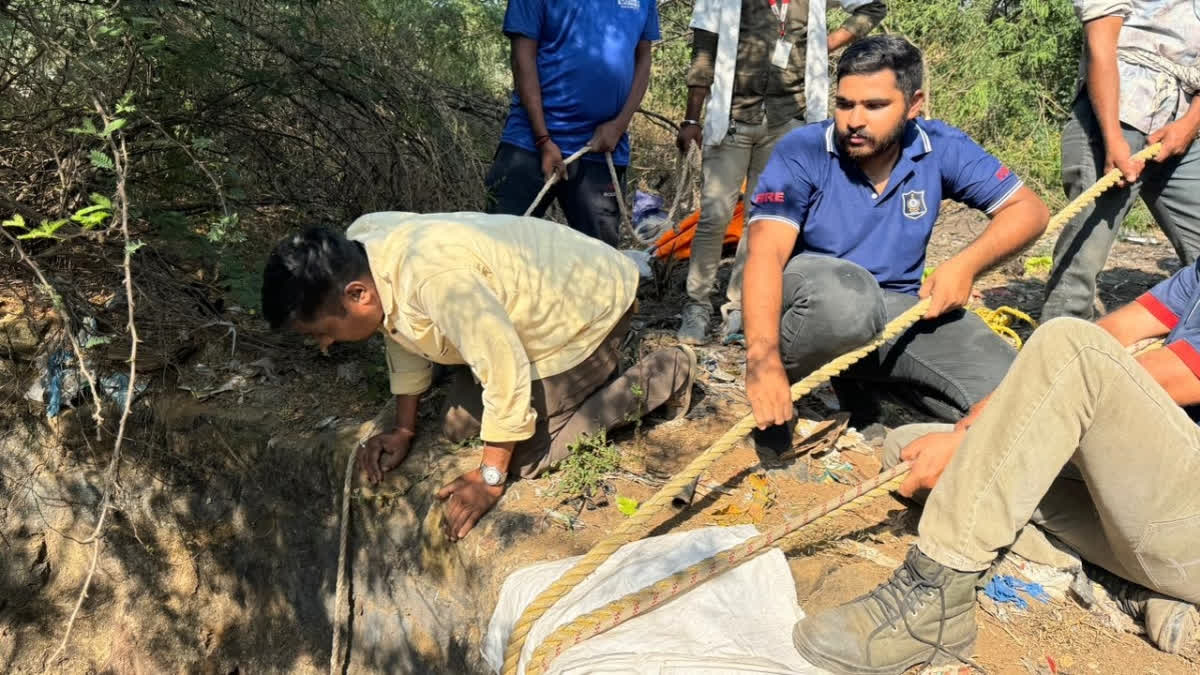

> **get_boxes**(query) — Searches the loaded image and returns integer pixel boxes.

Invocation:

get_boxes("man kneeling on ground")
[792,265,1200,673]
[743,35,1050,451]
[261,212,696,541]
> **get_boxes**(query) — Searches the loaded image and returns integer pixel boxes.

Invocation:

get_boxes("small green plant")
[4,193,113,241]
[1024,255,1053,275]
[1123,203,1155,233]
[549,429,621,498]
[616,496,639,516]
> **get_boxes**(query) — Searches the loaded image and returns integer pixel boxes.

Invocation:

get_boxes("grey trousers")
[777,255,1015,422]
[687,117,802,314]
[1042,95,1200,321]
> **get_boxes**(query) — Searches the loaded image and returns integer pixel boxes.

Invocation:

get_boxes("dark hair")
[836,35,923,102]
[260,227,370,330]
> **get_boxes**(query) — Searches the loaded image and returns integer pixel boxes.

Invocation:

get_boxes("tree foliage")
[874,0,1083,197]
[1,0,510,231]
[2,0,1086,292]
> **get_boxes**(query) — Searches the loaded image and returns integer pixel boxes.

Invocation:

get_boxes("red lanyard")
[767,0,790,37]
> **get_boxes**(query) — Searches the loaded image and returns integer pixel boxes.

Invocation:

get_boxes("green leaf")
[2,213,26,229]
[89,150,114,170]
[68,118,99,136]
[84,335,113,349]
[71,207,111,229]
[116,92,137,114]
[17,219,67,240]
[616,496,639,517]
[72,205,108,218]
[101,118,127,136]
[1024,256,1052,276]
[125,240,146,255]
[70,195,113,230]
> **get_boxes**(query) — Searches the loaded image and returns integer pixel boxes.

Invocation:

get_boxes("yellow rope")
[1041,142,1162,238]
[500,298,931,674]
[973,305,1038,349]
[503,142,1165,675]
[525,464,911,674]
[965,143,1162,348]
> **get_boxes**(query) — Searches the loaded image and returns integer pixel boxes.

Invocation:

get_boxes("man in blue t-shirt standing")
[484,0,660,247]
[742,36,1050,451]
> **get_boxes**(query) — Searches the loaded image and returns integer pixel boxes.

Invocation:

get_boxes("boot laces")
[862,553,984,672]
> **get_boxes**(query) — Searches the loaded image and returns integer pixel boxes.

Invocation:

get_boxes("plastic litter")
[984,574,1050,610]
[620,249,654,279]
[44,348,76,417]
[30,335,146,417]
[631,190,671,243]
[99,372,147,409]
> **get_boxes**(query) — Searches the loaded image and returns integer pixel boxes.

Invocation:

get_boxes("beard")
[836,118,908,160]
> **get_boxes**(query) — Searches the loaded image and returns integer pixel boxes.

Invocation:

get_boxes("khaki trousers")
[888,319,1200,603]
[687,117,802,314]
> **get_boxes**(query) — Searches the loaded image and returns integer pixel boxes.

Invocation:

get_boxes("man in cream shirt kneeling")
[261,212,697,541]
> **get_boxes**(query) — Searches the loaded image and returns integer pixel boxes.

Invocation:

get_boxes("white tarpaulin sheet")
[483,525,824,675]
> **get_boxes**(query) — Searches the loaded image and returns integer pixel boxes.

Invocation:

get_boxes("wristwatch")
[480,461,508,487]
[680,119,699,127]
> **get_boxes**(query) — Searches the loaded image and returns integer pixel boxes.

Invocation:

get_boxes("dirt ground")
[2,201,1197,674]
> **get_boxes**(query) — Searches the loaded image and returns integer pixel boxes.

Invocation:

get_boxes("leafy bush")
[877,0,1081,200]
[2,0,1102,310]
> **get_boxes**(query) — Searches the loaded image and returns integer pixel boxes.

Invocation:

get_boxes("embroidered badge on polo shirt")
[902,190,927,220]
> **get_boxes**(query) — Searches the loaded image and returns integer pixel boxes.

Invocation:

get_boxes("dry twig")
[44,97,140,670]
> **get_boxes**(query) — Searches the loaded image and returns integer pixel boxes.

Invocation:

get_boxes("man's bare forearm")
[393,393,420,434]
[512,36,549,138]
[1083,17,1125,145]
[1182,94,1200,128]
[481,440,517,473]
[827,27,857,52]
[614,41,653,129]
[953,188,1048,276]
[744,233,789,363]
[954,394,991,432]
[1097,301,1171,347]
[1139,347,1200,407]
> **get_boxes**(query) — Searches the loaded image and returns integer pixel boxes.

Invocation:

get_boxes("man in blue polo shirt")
[742,36,1049,449]
[484,0,659,247]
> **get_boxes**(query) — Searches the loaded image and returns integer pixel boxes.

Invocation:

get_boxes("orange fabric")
[653,201,745,260]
